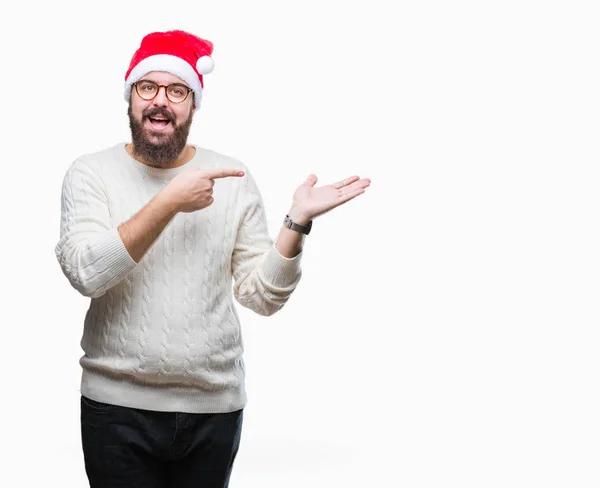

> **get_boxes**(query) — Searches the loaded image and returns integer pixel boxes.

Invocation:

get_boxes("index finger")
[203,168,245,179]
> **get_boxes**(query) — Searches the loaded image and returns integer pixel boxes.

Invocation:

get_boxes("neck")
[126,143,195,169]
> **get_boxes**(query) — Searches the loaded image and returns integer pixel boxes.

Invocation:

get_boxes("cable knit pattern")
[101,290,115,359]
[158,219,175,382]
[221,174,242,383]
[182,213,197,385]
[55,143,303,414]
[137,246,155,376]
[207,198,215,377]
[117,275,133,362]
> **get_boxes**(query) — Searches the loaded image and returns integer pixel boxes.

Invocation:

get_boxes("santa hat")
[124,30,214,110]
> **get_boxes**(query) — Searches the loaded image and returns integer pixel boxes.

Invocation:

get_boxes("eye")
[170,87,185,96]
[139,83,156,92]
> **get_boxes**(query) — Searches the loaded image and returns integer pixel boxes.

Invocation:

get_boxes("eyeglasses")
[133,80,193,103]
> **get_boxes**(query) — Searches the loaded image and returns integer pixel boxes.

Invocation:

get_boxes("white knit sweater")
[55,143,302,413]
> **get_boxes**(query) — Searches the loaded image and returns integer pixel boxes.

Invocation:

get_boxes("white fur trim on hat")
[124,54,203,109]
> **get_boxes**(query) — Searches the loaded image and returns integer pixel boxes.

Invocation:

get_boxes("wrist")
[287,206,311,225]
[283,214,312,235]
[156,189,181,217]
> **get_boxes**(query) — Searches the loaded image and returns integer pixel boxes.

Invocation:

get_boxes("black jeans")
[81,395,243,488]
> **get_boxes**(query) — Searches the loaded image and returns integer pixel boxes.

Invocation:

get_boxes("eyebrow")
[138,78,190,89]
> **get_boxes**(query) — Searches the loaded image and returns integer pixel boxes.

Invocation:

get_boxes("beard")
[128,104,193,168]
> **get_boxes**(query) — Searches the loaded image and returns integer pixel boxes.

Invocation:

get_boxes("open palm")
[291,174,371,222]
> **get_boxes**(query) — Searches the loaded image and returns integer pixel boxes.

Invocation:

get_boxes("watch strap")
[283,214,312,235]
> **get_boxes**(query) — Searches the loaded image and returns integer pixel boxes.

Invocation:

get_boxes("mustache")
[143,108,175,123]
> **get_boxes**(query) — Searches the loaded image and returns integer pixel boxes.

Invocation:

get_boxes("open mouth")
[146,116,172,132]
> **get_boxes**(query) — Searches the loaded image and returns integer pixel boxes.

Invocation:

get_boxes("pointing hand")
[163,167,245,213]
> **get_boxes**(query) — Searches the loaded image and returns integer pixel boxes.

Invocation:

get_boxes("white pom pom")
[196,56,214,75]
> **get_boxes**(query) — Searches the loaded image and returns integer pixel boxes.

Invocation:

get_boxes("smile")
[146,117,172,132]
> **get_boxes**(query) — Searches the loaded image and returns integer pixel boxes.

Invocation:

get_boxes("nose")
[152,85,169,107]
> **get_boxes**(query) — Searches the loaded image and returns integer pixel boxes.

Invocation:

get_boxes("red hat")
[124,30,214,110]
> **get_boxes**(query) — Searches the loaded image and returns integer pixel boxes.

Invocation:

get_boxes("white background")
[1,0,599,486]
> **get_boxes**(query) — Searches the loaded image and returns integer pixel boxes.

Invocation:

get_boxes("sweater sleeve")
[231,169,302,316]
[54,159,138,298]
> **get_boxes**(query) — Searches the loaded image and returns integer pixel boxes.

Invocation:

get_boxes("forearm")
[233,194,303,315]
[233,244,303,316]
[118,191,179,263]
[274,208,308,258]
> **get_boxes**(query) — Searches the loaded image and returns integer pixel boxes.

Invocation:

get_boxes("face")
[128,71,195,167]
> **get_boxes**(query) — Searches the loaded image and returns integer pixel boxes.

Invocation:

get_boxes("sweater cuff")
[260,243,302,288]
[92,228,138,277]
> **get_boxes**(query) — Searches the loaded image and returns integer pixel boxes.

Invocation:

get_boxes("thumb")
[304,174,318,187]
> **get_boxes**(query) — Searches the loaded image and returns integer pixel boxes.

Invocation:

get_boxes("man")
[55,30,370,488]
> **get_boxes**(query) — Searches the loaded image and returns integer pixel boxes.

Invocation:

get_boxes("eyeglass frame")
[132,80,194,104]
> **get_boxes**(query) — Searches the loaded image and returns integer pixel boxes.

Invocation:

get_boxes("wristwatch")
[283,214,312,235]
